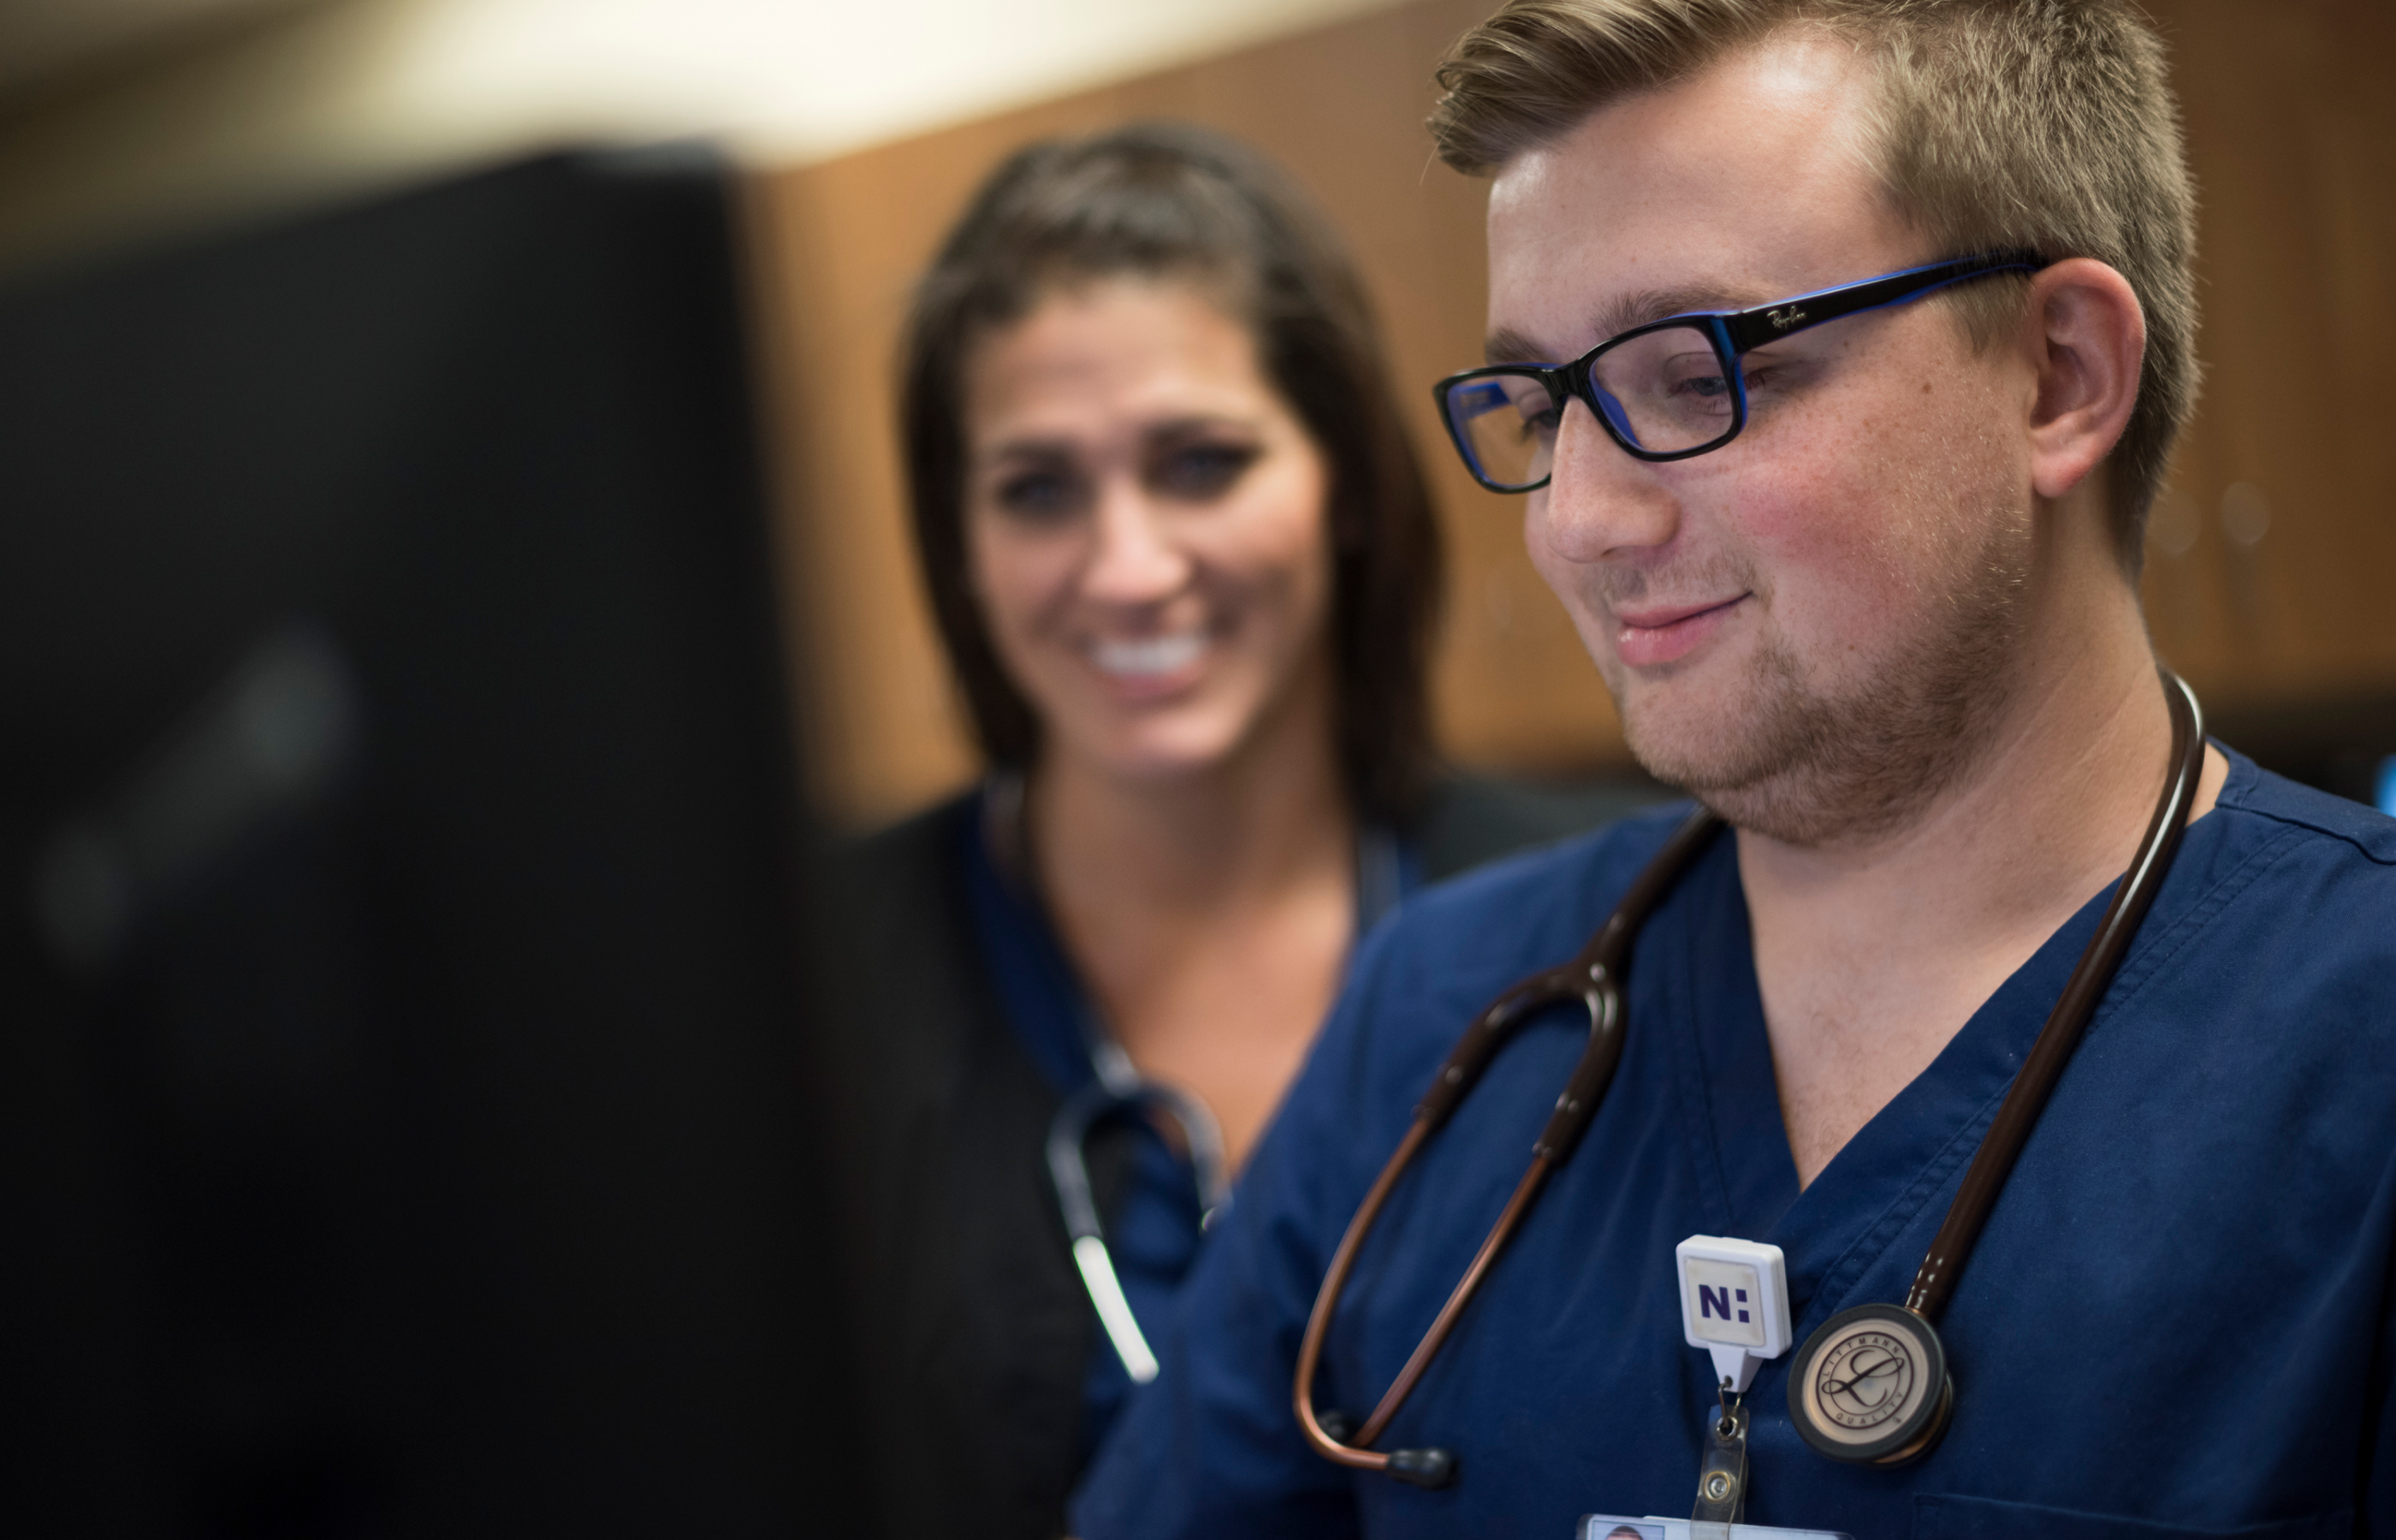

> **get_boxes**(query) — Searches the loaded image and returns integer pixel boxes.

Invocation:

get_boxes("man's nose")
[1082,483,1192,605]
[1534,397,1680,563]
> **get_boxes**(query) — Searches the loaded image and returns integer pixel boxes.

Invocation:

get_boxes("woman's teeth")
[1092,632,1207,678]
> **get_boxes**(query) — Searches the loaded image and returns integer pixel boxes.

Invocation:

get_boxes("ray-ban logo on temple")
[1766,305,1808,330]
[1699,1285,1753,1326]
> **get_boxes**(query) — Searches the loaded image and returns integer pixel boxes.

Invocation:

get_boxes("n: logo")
[1676,1235,1788,1389]
[1699,1285,1753,1326]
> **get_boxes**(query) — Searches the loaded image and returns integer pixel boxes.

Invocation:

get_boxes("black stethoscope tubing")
[1009,773,1409,1384]
[1295,670,2205,1489]
[1048,1051,1231,1384]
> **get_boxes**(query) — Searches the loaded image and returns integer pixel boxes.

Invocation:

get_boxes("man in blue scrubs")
[1072,1,2396,1536]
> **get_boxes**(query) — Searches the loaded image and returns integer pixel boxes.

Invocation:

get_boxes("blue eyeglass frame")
[1434,250,2049,492]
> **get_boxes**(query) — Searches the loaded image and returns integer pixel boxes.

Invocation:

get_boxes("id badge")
[1578,1518,1850,1540]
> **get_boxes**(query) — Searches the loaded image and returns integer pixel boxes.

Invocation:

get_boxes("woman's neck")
[1026,660,1354,924]
[1024,653,1357,1168]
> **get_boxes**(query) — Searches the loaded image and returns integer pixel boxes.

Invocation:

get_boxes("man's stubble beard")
[1617,492,2036,849]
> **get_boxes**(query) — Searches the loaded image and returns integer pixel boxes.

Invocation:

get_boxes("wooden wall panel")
[751,0,2396,826]
[750,0,1618,825]
[2137,0,2396,703]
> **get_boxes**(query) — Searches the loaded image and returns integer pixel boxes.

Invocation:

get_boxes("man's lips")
[1613,594,1748,667]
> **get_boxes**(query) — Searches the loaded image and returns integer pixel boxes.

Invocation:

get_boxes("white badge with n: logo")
[1674,1235,1791,1394]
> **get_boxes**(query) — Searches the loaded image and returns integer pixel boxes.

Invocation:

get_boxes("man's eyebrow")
[1484,327,1548,364]
[1592,285,1763,344]
[1485,283,1769,364]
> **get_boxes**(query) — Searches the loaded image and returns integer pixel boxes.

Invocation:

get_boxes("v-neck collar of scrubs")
[956,777,1427,1458]
[1660,764,2251,1337]
[1072,749,2396,1539]
[962,776,1420,1099]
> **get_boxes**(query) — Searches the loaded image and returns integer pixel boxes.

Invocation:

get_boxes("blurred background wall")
[4,0,2389,826]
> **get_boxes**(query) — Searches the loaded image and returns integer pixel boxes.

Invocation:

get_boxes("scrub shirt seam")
[2218,749,2396,865]
[1800,824,2304,1324]
[1803,1086,1992,1322]
[2085,823,2307,1025]
[1668,870,1742,1233]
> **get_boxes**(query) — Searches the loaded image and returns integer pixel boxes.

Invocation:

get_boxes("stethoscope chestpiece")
[1787,1302,1954,1466]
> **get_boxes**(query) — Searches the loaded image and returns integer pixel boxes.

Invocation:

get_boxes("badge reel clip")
[1574,1244,1843,1540]
[1675,1236,1792,1535]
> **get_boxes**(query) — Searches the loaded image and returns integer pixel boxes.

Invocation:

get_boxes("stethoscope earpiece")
[1384,1448,1457,1489]
[1301,1408,1457,1488]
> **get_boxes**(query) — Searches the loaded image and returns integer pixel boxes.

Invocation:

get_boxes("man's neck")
[1736,553,2225,1189]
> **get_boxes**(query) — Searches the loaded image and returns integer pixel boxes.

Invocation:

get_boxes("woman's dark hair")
[899,121,1444,823]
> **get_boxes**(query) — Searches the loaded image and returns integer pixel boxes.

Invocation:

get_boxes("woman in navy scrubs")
[823,124,1638,1540]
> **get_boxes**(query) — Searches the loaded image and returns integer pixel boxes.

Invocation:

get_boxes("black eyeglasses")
[1432,252,2046,493]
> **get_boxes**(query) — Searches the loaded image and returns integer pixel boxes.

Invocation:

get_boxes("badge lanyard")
[1675,1235,1789,1525]
[1294,671,2204,1492]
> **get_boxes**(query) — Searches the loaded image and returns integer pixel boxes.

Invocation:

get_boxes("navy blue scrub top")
[1072,750,2396,1540]
[958,783,1421,1457]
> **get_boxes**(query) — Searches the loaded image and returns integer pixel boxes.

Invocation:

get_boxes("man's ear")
[2021,258,2146,501]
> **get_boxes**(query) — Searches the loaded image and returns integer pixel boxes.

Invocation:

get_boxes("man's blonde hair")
[1429,0,2198,572]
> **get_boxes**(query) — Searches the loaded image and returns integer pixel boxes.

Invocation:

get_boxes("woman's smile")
[964,280,1335,783]
[1088,629,1213,688]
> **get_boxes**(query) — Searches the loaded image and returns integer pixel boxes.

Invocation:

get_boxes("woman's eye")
[992,470,1082,520]
[1153,442,1258,500]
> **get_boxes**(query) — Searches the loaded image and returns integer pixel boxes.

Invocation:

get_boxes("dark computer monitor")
[0,147,870,1538]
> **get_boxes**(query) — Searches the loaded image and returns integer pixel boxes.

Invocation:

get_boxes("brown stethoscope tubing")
[1294,668,2205,1489]
[1903,666,2204,1321]
[1294,805,1726,1487]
